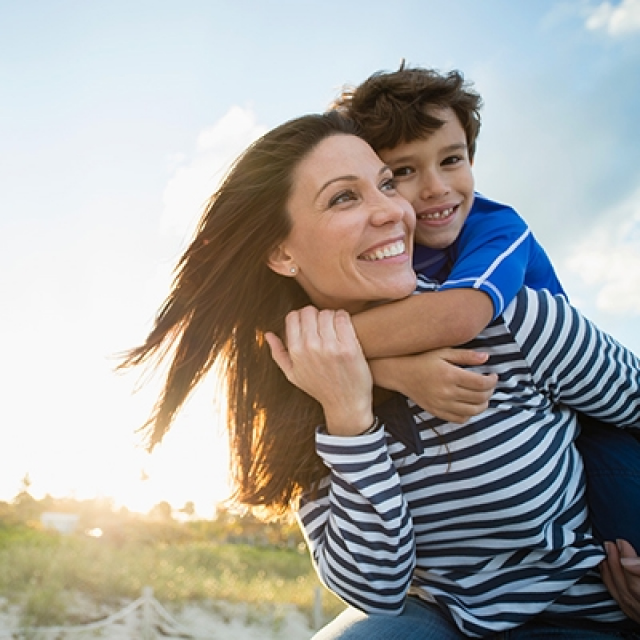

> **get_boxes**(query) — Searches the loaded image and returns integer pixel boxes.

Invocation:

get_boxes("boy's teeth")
[361,240,405,261]
[420,207,454,220]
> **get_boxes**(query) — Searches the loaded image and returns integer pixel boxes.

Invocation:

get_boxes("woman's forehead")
[295,134,383,186]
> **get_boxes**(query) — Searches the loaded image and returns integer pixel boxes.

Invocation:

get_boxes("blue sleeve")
[437,196,566,319]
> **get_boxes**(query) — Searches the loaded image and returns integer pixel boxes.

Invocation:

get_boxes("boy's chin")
[415,235,457,250]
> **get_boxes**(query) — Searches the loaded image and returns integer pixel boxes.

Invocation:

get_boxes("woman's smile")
[270,134,416,314]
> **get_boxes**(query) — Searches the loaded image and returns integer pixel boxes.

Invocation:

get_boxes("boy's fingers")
[435,396,491,423]
[438,349,498,391]
[600,554,618,598]
[601,540,640,623]
[617,538,638,558]
[621,558,640,577]
[617,539,640,587]
[462,371,498,392]
[441,348,489,367]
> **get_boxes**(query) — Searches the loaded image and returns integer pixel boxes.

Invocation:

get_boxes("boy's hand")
[370,348,497,423]
[601,539,640,623]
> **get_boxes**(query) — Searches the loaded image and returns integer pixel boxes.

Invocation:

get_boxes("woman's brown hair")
[120,112,361,515]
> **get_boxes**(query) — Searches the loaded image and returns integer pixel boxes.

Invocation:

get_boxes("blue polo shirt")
[412,193,566,319]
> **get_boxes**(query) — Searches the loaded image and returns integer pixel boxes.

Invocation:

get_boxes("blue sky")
[1,0,639,516]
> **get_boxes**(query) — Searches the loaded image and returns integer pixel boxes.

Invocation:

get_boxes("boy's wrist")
[369,357,402,393]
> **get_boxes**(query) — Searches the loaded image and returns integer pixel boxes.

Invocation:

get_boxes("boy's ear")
[267,243,297,277]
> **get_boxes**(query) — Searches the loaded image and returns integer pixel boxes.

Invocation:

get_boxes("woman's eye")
[380,177,396,193]
[329,190,357,207]
[392,166,413,178]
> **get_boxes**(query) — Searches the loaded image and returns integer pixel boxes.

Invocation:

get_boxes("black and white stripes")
[297,283,640,637]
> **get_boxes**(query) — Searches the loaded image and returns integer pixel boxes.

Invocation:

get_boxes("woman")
[122,112,640,637]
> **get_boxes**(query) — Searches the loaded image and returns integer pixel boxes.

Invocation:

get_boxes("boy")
[333,63,640,551]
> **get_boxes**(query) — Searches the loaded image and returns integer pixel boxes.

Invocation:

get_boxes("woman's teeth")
[361,240,405,261]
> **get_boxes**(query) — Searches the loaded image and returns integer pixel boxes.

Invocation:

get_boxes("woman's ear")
[267,244,297,277]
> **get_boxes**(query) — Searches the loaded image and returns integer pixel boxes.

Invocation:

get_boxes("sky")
[1,0,639,518]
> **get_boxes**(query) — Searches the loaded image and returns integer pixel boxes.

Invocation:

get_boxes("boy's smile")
[379,108,475,250]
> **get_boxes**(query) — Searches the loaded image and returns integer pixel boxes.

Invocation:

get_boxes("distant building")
[41,512,79,534]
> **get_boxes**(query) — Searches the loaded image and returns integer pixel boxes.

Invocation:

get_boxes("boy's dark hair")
[332,62,483,160]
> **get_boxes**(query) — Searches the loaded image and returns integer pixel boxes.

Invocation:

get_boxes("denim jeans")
[576,417,640,551]
[312,598,640,640]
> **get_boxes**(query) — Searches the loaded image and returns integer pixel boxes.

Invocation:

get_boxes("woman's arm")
[266,306,415,611]
[297,430,415,614]
[505,287,640,425]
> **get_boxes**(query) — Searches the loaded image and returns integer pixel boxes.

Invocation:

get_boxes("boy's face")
[378,108,474,250]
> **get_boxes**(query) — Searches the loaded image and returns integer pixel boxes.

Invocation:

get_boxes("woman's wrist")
[357,415,381,436]
[324,414,381,437]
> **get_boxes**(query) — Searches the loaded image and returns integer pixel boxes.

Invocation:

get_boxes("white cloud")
[565,186,640,314]
[161,106,268,238]
[586,0,640,35]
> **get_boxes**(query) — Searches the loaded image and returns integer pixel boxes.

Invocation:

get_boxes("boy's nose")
[420,172,449,199]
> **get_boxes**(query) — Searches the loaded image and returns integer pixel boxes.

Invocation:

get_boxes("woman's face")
[270,134,416,314]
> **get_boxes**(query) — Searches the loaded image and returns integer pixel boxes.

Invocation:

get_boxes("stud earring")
[290,267,297,275]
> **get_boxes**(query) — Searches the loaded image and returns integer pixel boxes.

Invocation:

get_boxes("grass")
[0,525,345,629]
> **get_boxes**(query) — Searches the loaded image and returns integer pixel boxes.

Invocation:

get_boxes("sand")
[0,595,318,639]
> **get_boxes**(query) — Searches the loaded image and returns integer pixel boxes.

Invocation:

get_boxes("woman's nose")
[370,192,407,226]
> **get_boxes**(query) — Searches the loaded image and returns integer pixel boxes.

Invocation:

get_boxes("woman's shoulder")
[415,274,440,293]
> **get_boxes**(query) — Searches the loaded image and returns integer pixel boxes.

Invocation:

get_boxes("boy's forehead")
[384,107,464,150]
[386,109,466,150]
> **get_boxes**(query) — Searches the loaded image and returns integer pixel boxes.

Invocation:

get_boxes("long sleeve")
[297,427,415,614]
[503,287,640,426]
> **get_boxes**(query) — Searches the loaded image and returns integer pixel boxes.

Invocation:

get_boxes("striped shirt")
[297,283,640,637]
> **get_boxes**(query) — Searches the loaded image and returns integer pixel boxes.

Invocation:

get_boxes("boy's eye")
[329,190,357,207]
[392,166,414,178]
[442,155,463,166]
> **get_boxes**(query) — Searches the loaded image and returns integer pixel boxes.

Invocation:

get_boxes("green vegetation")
[0,489,345,629]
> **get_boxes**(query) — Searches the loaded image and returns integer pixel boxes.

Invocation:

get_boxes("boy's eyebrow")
[442,142,468,153]
[387,142,468,164]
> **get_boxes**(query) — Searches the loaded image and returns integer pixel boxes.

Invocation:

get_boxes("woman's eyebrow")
[317,175,357,198]
[317,166,390,199]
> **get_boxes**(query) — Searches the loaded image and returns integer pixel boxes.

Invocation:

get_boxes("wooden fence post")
[313,586,323,630]
[142,586,154,639]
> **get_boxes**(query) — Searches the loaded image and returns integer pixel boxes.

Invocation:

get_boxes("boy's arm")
[439,198,565,319]
[369,348,496,423]
[353,288,493,359]
[356,199,562,360]
[354,282,496,423]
